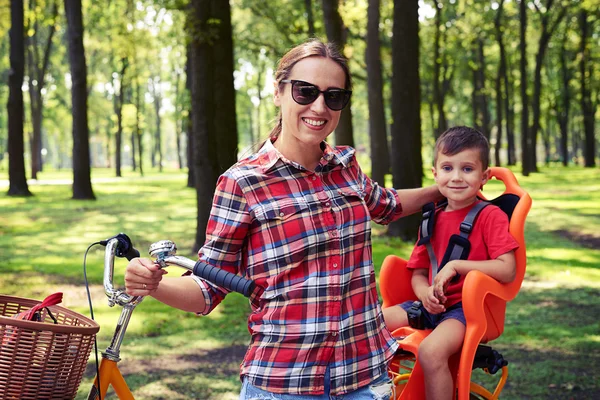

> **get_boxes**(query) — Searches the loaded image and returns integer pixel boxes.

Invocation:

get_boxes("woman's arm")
[124,258,208,313]
[396,185,443,216]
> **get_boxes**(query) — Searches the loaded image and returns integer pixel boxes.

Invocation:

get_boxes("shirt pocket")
[253,197,309,222]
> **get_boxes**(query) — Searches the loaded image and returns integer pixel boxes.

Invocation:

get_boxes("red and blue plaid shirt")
[191,139,401,395]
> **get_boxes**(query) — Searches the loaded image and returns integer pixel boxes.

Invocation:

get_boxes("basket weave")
[0,295,99,400]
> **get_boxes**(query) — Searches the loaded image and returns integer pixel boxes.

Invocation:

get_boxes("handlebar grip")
[193,261,256,297]
[122,246,140,261]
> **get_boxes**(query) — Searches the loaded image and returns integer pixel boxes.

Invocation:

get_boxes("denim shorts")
[239,365,394,400]
[399,301,466,329]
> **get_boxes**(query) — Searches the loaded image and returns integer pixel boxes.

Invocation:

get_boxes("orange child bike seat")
[380,167,532,400]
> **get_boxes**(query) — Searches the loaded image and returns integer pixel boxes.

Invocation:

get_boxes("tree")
[529,0,567,171]
[322,0,353,147]
[366,0,389,187]
[388,0,422,240]
[7,0,32,196]
[26,0,58,179]
[64,0,95,199]
[579,8,595,167]
[188,0,238,252]
[519,0,531,176]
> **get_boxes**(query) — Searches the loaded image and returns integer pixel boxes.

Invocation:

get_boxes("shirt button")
[325,202,330,207]
[331,331,338,337]
[312,176,317,181]
[330,231,337,237]
[333,263,338,268]
[279,212,285,217]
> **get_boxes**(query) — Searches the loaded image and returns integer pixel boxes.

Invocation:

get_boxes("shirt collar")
[256,138,355,172]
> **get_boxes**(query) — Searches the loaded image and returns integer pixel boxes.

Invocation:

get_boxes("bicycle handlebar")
[149,240,256,297]
[100,235,256,307]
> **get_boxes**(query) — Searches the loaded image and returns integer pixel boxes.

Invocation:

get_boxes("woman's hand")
[124,258,168,297]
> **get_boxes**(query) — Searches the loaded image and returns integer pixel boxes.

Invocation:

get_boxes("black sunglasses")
[280,79,352,111]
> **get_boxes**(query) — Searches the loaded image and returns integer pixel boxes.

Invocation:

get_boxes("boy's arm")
[432,250,517,303]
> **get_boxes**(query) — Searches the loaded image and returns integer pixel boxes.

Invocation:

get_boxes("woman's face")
[274,56,347,149]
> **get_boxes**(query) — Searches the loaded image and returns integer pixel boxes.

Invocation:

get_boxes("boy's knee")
[418,342,446,371]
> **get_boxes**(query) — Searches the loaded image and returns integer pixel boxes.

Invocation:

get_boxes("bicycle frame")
[86,237,250,399]
[87,238,142,400]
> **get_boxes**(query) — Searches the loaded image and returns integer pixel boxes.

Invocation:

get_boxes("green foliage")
[0,165,599,398]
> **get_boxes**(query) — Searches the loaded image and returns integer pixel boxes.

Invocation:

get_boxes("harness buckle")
[460,221,473,234]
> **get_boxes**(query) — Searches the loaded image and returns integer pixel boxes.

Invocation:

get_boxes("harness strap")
[428,201,490,283]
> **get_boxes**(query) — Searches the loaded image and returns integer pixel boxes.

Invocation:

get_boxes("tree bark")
[7,0,32,196]
[114,58,128,177]
[519,0,531,176]
[366,0,390,187]
[26,0,57,179]
[579,9,595,167]
[321,0,353,147]
[557,30,570,166]
[304,0,315,37]
[432,0,448,139]
[189,0,237,252]
[388,0,422,240]
[529,0,566,172]
[494,0,505,167]
[64,0,95,199]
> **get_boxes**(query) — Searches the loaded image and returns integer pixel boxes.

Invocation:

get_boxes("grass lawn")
[0,165,599,399]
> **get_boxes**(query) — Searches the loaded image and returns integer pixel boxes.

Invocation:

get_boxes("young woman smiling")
[124,38,442,399]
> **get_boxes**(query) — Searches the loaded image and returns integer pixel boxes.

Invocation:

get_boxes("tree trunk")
[529,1,566,172]
[366,0,390,187]
[174,68,183,169]
[304,0,315,37]
[519,0,531,176]
[388,0,422,240]
[7,0,32,196]
[494,0,505,167]
[64,0,94,199]
[189,0,232,252]
[432,0,447,139]
[212,0,238,173]
[557,31,570,166]
[114,58,128,177]
[26,0,57,179]
[135,80,144,176]
[185,45,194,188]
[579,9,595,168]
[321,0,353,147]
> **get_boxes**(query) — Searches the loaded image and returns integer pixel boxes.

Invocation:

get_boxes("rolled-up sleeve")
[194,172,251,315]
[360,167,403,225]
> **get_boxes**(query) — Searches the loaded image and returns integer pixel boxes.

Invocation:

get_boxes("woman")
[125,38,441,399]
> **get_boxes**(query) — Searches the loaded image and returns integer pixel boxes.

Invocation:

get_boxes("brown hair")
[434,126,490,169]
[268,38,352,140]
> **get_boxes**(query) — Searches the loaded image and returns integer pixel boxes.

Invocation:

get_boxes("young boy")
[382,126,519,400]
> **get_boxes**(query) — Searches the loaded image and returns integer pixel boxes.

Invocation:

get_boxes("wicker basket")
[0,295,100,400]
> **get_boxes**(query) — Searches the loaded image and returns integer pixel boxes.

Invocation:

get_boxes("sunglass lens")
[324,90,348,111]
[292,83,320,105]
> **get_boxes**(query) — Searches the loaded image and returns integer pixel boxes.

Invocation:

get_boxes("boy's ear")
[273,81,281,107]
[431,166,438,181]
[481,168,490,188]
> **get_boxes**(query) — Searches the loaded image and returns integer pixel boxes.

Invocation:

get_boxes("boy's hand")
[433,262,458,303]
[420,286,445,315]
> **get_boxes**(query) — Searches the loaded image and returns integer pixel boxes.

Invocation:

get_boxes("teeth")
[304,118,326,126]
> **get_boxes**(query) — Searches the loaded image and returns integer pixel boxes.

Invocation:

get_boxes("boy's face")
[433,148,489,211]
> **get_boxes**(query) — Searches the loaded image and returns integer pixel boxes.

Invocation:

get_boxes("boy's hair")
[434,126,490,169]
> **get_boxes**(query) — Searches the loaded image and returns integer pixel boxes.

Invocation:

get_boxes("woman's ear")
[273,81,281,107]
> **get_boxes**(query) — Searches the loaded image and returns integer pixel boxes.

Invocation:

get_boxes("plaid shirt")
[191,139,401,395]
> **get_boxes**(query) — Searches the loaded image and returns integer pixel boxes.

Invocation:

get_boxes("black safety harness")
[417,200,491,282]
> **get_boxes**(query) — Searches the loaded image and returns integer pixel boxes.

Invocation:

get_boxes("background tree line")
[2,0,599,246]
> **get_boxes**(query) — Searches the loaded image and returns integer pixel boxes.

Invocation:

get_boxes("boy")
[382,126,519,400]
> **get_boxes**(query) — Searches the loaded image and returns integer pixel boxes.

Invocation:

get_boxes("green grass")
[1,165,599,399]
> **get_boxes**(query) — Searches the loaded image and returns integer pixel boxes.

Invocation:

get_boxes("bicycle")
[84,234,255,400]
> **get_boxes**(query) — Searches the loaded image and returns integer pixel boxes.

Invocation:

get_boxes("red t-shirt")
[407,201,519,307]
